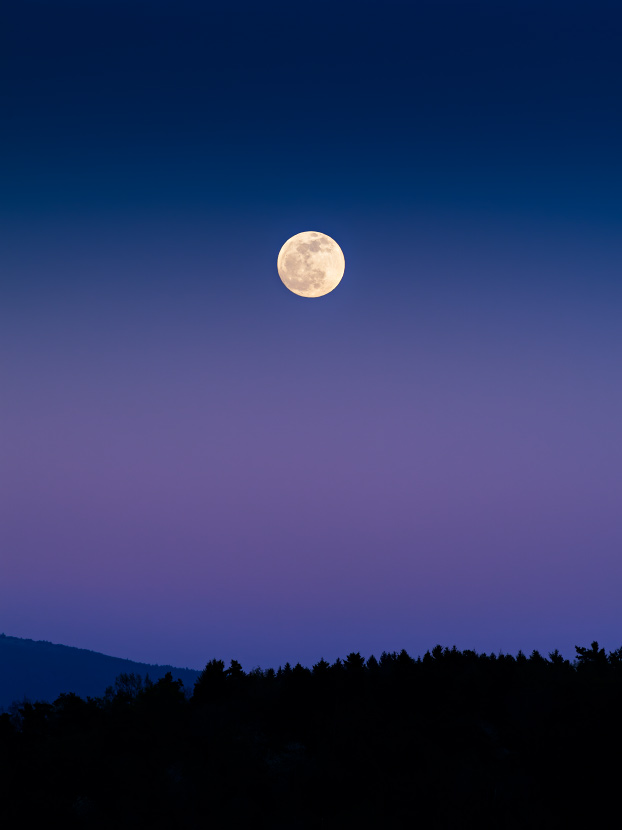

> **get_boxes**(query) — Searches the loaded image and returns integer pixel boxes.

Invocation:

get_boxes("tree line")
[1,642,620,827]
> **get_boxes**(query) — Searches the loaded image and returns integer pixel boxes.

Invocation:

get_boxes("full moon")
[277,231,345,298]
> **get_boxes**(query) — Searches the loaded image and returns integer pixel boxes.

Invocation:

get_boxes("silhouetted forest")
[1,642,621,828]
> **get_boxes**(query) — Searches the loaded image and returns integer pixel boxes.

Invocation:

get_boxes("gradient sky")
[2,1,621,670]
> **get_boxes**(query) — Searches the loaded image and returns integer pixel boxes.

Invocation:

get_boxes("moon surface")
[277,231,345,298]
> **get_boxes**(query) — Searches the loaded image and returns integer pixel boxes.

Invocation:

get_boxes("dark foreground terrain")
[1,642,620,828]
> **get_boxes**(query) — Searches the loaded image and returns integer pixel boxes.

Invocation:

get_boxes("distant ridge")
[0,633,200,710]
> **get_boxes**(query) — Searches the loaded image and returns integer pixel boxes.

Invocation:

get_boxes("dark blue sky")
[2,1,621,669]
[5,1,622,216]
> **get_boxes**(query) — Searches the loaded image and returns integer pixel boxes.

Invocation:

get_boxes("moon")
[277,231,345,298]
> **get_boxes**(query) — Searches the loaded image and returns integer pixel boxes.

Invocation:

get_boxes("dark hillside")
[0,634,199,709]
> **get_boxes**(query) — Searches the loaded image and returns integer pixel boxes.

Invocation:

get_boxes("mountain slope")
[0,633,200,710]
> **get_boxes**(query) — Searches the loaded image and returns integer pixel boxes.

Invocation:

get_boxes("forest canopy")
[1,642,620,828]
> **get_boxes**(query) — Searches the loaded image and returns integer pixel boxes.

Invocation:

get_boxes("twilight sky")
[2,0,621,670]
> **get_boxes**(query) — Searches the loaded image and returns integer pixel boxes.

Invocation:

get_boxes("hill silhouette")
[0,633,199,710]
